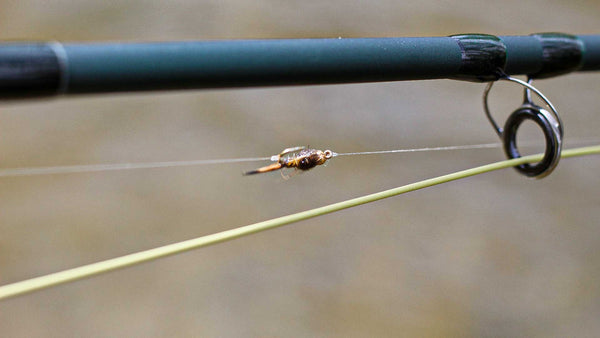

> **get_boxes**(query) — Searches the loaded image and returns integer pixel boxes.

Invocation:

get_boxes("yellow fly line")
[1,144,600,300]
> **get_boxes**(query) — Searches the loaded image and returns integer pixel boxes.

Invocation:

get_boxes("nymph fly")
[244,146,334,176]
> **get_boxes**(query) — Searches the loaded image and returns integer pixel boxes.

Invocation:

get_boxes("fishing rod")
[1,32,599,178]
[0,33,598,99]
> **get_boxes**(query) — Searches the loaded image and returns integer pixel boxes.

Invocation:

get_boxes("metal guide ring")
[483,76,563,178]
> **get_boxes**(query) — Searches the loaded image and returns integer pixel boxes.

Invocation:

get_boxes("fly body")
[244,146,334,176]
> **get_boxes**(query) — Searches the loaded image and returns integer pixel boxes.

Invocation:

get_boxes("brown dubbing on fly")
[244,146,334,176]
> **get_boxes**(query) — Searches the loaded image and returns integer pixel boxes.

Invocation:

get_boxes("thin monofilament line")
[334,137,600,157]
[0,138,597,178]
[333,143,501,157]
[0,143,502,178]
[0,156,271,177]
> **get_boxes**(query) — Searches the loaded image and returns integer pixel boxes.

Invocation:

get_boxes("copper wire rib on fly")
[243,146,334,175]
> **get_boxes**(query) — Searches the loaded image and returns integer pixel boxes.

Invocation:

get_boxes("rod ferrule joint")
[0,43,62,99]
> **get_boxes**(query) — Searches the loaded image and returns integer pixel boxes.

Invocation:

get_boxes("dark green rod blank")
[0,33,598,99]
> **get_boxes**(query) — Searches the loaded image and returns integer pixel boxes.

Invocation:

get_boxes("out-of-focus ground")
[1,1,599,336]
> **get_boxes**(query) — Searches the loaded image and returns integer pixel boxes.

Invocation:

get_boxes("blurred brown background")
[1,0,599,336]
